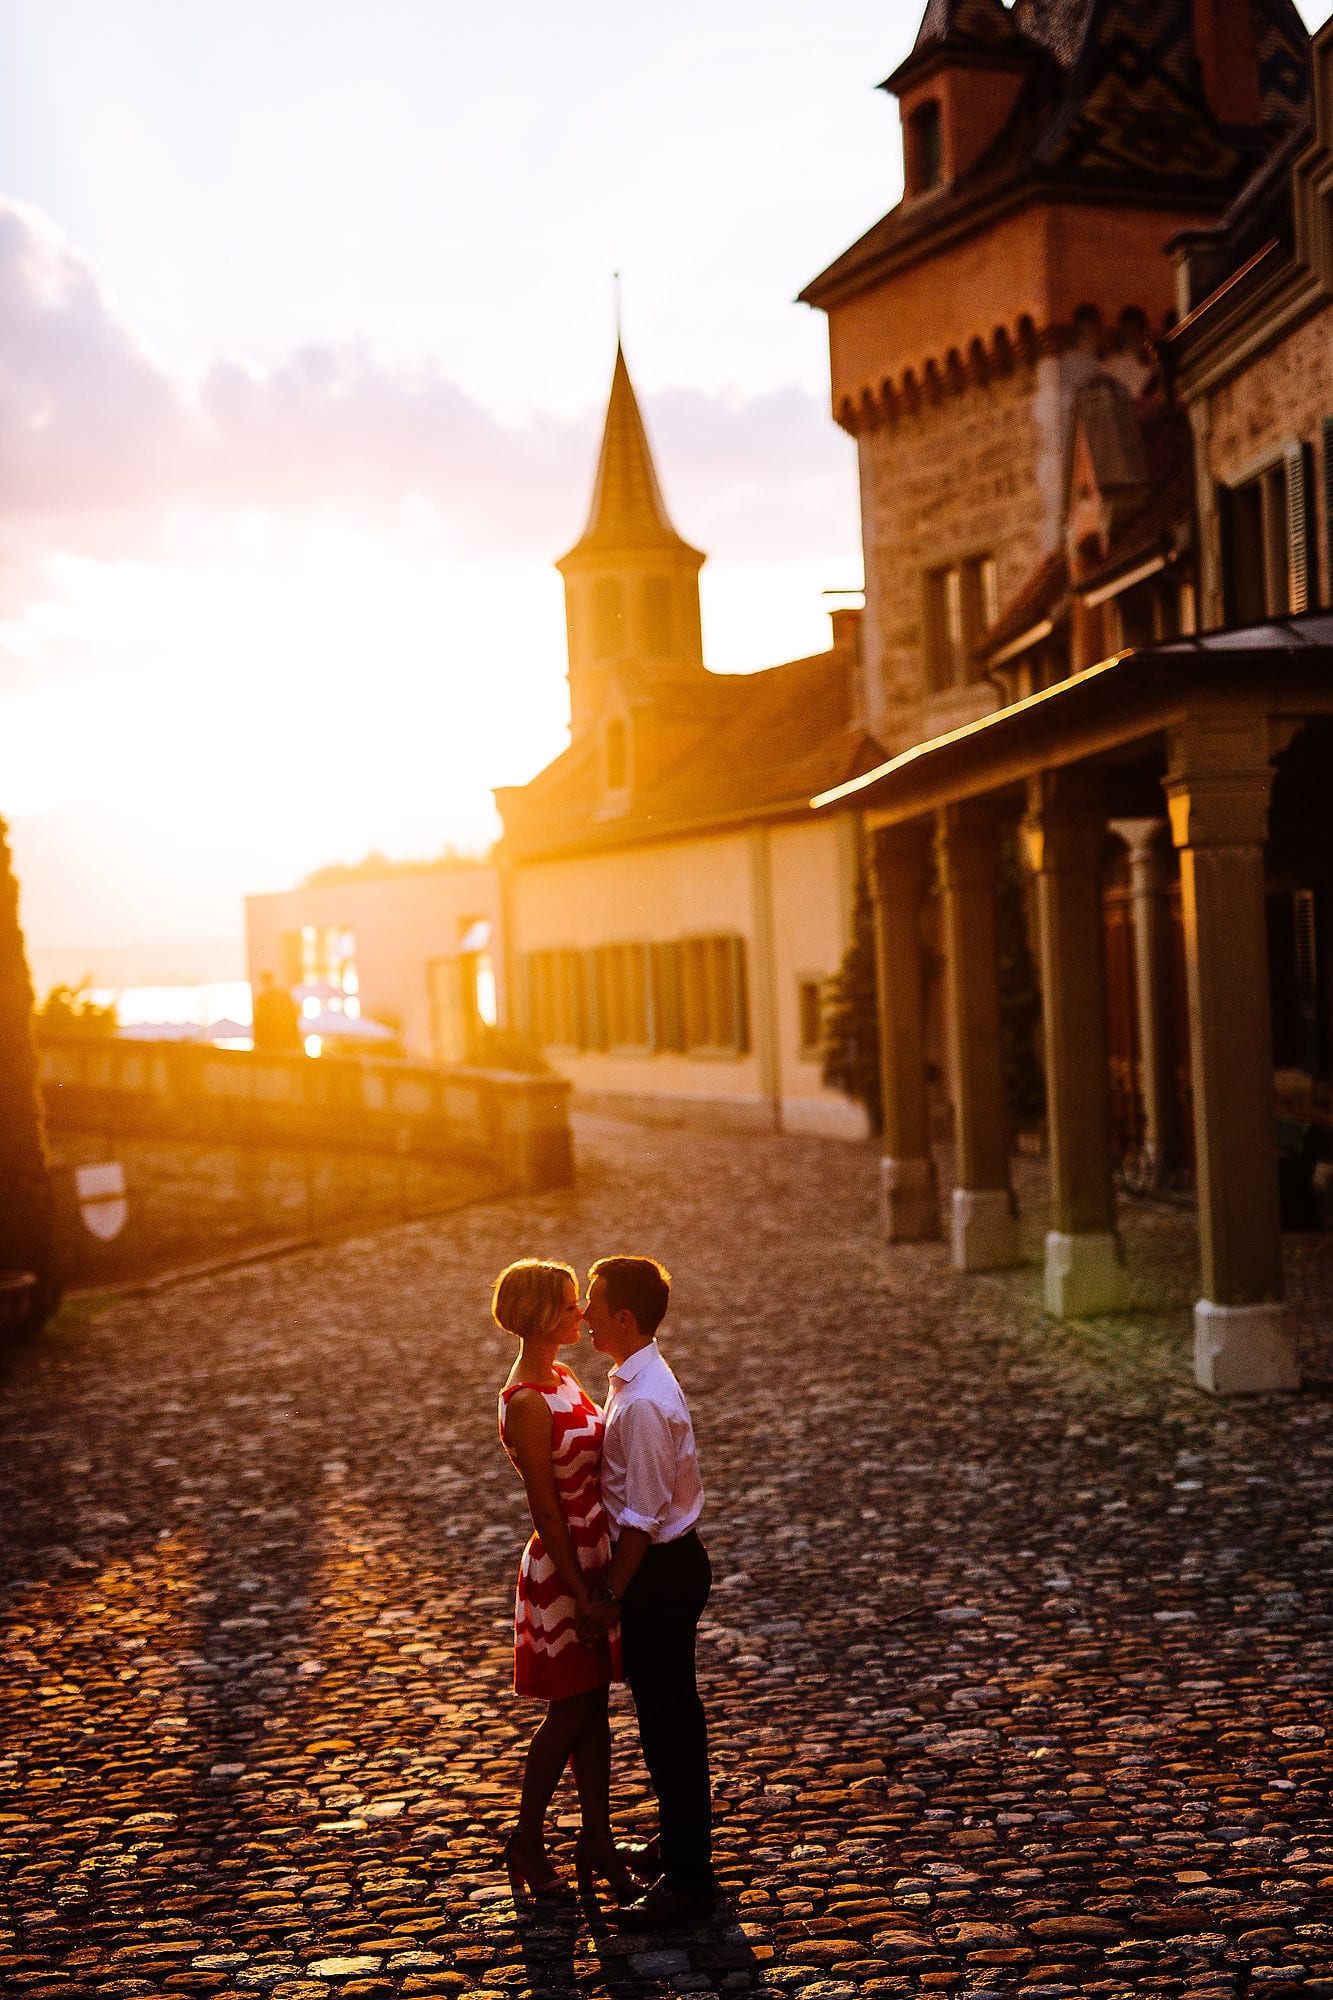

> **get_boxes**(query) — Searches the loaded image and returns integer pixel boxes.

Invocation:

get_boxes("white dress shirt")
[601,1340,704,1543]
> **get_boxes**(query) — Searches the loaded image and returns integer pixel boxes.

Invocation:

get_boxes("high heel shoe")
[503,1830,573,1904]
[573,1831,643,1902]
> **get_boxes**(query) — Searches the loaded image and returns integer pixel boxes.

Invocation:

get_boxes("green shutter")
[584,948,608,1050]
[652,942,685,1053]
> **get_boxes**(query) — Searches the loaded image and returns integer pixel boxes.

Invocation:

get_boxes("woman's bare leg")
[517,1689,605,1844]
[567,1687,612,1844]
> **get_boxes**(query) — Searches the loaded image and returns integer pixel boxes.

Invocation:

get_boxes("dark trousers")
[619,1529,713,1893]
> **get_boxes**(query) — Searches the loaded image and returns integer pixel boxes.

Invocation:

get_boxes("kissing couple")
[494,1255,715,1927]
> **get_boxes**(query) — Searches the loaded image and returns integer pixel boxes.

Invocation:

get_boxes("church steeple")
[561,345,704,563]
[557,344,706,748]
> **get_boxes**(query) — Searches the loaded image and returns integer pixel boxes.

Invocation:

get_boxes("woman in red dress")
[494,1258,636,1903]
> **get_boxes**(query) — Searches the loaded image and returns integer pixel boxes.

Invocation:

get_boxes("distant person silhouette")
[251,971,302,1052]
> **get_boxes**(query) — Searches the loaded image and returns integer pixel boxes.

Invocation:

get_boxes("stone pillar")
[1164,715,1297,1393]
[1024,770,1130,1316]
[936,802,1020,1269]
[1111,817,1181,1186]
[869,823,939,1241]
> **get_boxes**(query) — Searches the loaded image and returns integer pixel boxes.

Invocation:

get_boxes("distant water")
[91,980,254,1029]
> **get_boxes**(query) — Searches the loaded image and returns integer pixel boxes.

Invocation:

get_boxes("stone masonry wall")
[857,350,1101,751]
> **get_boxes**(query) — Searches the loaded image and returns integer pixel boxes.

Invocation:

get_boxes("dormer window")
[906,100,942,195]
[604,716,628,793]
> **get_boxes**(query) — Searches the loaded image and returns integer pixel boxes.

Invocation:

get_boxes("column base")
[951,1187,1020,1271]
[880,1156,939,1243]
[1044,1230,1130,1318]
[1194,1299,1299,1395]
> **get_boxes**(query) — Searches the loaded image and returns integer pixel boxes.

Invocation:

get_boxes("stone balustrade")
[38,1034,573,1195]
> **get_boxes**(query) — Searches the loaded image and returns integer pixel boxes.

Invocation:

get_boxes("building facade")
[245,859,504,1065]
[803,0,1329,1393]
[496,347,880,1138]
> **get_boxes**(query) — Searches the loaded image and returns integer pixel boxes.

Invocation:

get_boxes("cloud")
[0,198,857,575]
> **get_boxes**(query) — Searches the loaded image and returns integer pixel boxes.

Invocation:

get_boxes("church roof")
[496,647,883,862]
[801,0,1310,310]
[557,344,704,568]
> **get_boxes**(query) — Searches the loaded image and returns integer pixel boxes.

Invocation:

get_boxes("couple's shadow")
[507,1886,759,1997]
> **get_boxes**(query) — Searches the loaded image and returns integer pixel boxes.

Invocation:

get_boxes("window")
[596,943,650,1048]
[681,935,748,1054]
[526,949,587,1048]
[1221,443,1315,624]
[924,554,996,690]
[642,576,676,653]
[591,577,625,656]
[605,717,628,792]
[906,100,942,194]
[525,935,747,1058]
[796,977,823,1062]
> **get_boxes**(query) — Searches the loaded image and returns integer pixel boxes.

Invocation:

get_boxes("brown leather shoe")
[616,1877,717,1929]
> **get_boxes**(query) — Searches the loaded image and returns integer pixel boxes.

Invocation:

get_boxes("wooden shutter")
[652,943,685,1052]
[1285,439,1316,615]
[1322,417,1333,609]
[1216,481,1238,626]
[728,936,751,1055]
[584,949,608,1050]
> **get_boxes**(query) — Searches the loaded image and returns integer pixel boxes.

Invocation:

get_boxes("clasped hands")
[576,1588,618,1645]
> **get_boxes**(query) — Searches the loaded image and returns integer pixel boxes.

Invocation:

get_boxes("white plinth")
[1044,1229,1130,1318]
[880,1155,939,1243]
[1194,1299,1299,1395]
[951,1187,1020,1271]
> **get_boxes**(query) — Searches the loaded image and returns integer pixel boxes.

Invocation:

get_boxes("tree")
[37,981,116,1035]
[0,817,60,1333]
[821,869,882,1135]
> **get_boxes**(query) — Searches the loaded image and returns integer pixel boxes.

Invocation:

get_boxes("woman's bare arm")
[503,1389,593,1608]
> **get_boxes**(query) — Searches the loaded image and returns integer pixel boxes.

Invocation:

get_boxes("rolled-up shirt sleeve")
[613,1397,679,1537]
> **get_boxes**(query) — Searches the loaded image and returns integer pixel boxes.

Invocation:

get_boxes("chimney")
[1194,0,1263,127]
[829,606,863,655]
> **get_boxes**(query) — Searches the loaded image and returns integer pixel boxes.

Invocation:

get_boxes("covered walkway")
[819,613,1333,1395]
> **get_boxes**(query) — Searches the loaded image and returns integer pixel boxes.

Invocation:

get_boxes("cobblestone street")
[2,1116,1331,2000]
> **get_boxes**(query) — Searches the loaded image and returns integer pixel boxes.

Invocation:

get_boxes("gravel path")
[1,1115,1330,2000]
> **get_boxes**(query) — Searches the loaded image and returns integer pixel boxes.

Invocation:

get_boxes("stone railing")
[38,1034,573,1194]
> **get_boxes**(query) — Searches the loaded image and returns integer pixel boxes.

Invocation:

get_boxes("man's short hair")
[491,1259,576,1340]
[588,1255,671,1335]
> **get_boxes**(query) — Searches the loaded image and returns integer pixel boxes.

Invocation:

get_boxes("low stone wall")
[38,1034,573,1194]
[48,1132,496,1286]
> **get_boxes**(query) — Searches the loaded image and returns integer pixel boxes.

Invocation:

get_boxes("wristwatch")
[595,1583,621,1607]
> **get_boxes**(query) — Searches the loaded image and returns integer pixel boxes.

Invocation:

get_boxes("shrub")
[37,981,116,1035]
[821,869,882,1135]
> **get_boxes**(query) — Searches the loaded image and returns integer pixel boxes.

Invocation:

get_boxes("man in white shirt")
[582,1255,715,1925]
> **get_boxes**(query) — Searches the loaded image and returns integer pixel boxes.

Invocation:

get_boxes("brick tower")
[800,0,1309,752]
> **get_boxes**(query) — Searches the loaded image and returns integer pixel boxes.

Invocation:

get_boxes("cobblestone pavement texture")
[2,1116,1332,2000]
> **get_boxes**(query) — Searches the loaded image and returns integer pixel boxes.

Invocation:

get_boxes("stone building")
[495,347,881,1138]
[803,0,1332,1392]
[245,857,504,1065]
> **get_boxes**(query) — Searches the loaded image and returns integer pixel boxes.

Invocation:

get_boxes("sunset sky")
[4,1,1326,988]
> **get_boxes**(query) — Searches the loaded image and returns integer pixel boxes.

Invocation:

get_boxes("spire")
[559,345,703,566]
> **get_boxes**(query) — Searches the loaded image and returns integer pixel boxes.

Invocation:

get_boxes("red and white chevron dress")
[499,1364,622,1700]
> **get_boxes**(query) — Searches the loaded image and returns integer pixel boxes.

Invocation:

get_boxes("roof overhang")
[812,616,1333,830]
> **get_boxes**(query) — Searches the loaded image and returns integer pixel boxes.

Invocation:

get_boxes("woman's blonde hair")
[491,1259,577,1341]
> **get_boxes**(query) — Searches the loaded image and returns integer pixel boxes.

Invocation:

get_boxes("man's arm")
[591,1398,678,1618]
